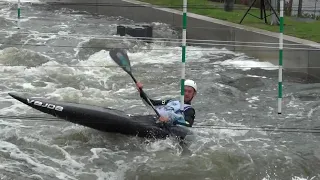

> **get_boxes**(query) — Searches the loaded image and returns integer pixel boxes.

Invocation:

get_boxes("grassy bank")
[139,0,320,42]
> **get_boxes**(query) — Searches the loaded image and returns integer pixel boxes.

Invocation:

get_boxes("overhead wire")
[11,1,317,13]
[192,124,320,134]
[1,39,319,51]
[1,114,320,134]
[1,30,319,48]
[0,64,312,70]
[0,43,319,69]
[0,0,319,13]
[0,1,319,47]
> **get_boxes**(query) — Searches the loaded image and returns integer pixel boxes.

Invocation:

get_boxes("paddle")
[109,48,161,118]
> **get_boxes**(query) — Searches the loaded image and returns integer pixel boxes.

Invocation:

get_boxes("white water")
[0,1,319,180]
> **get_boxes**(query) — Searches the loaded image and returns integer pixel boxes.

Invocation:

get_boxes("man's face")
[184,86,196,102]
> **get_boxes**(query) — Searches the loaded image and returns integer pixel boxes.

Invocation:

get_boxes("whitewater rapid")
[0,1,320,180]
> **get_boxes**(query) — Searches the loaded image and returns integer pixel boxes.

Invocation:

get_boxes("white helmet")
[184,79,197,92]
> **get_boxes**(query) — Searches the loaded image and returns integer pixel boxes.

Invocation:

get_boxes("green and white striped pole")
[181,0,187,110]
[278,0,284,114]
[17,0,21,29]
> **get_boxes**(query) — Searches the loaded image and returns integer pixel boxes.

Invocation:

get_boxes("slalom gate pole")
[181,0,187,110]
[278,0,284,114]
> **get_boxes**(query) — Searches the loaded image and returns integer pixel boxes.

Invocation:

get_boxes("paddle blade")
[109,48,131,73]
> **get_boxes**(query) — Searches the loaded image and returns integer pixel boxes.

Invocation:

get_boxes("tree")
[224,0,234,11]
[298,0,303,17]
[270,0,279,25]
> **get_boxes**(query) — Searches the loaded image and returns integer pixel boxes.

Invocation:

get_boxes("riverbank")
[139,0,320,42]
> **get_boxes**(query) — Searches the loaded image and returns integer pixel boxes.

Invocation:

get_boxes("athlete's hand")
[136,82,143,92]
[158,116,169,122]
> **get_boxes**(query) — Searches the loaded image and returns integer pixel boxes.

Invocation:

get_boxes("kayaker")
[135,79,197,127]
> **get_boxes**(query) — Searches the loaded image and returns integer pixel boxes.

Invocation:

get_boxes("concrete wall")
[48,0,320,79]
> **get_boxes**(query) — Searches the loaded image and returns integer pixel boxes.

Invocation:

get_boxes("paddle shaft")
[127,70,170,131]
[109,48,161,118]
[127,72,161,117]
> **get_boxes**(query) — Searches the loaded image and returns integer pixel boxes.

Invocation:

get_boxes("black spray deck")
[8,93,191,139]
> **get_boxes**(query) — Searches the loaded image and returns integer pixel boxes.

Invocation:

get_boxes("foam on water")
[25,32,59,43]
[214,56,278,70]
[0,1,318,180]
[129,44,238,65]
[73,36,91,57]
[0,140,77,180]
[247,74,268,79]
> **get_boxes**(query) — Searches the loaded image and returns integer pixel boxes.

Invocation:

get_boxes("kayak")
[8,93,192,139]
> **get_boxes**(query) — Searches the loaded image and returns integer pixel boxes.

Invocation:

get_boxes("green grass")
[139,0,320,42]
